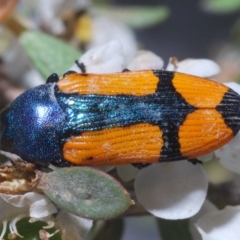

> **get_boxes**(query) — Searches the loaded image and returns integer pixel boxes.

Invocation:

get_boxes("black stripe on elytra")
[153,70,196,161]
[216,88,240,136]
[55,86,165,139]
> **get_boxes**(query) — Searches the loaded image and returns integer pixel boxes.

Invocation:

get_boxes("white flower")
[215,133,240,174]
[35,0,91,35]
[224,82,240,94]
[166,58,220,77]
[18,0,138,62]
[56,210,92,240]
[0,192,92,239]
[189,199,217,240]
[134,162,208,219]
[213,82,240,174]
[87,16,137,64]
[127,50,164,71]
[71,40,164,74]
[195,205,240,240]
[117,164,139,182]
[70,39,125,73]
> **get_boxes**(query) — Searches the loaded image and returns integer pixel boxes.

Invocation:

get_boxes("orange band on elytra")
[63,123,163,166]
[57,71,159,96]
[172,72,229,107]
[179,109,233,159]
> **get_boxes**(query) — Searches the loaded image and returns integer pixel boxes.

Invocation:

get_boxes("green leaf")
[20,31,81,80]
[202,0,240,13]
[36,167,133,220]
[92,5,170,29]
[157,218,194,240]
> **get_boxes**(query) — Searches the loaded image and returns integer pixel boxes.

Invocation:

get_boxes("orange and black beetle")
[0,70,239,167]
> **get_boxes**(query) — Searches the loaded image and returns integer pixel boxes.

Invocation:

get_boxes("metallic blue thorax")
[0,84,65,165]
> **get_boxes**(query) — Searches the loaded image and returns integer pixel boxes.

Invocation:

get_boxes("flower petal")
[166,59,220,77]
[36,0,90,35]
[56,210,93,240]
[1,192,48,207]
[70,39,125,73]
[22,68,45,88]
[215,133,240,174]
[198,152,214,162]
[134,162,208,219]
[189,199,217,240]
[195,206,240,240]
[30,198,58,218]
[127,50,164,71]
[88,16,137,64]
[214,81,240,173]
[0,196,24,220]
[95,166,115,173]
[224,82,240,95]
[117,164,139,182]
[1,192,57,218]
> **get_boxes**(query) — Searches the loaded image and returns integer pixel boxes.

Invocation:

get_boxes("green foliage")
[202,0,240,13]
[20,31,81,80]
[37,167,133,220]
[92,5,170,28]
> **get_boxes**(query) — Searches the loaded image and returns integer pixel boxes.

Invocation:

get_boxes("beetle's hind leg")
[132,163,152,169]
[188,158,203,165]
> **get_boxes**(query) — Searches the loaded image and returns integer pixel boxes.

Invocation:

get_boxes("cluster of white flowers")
[1,39,240,239]
[0,192,92,239]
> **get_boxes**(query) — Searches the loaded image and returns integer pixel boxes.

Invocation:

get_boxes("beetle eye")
[46,73,59,84]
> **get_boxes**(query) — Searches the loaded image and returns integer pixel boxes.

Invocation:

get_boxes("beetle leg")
[188,158,203,165]
[75,60,86,73]
[63,71,77,77]
[132,163,152,169]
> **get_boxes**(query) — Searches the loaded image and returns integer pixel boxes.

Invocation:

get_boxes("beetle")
[0,69,240,167]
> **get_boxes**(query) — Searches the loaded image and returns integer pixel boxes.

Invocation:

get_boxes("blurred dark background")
[114,0,239,60]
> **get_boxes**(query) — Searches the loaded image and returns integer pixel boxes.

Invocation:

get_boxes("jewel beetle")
[0,70,240,167]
